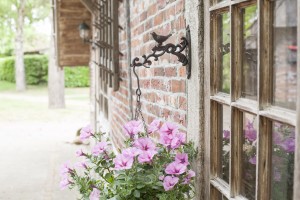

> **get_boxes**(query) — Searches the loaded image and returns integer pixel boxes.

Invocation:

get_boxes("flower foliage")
[59,120,197,200]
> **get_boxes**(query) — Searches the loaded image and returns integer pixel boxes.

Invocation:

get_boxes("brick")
[178,65,186,77]
[176,15,186,30]
[151,79,164,90]
[152,67,165,76]
[140,11,147,22]
[143,33,150,43]
[171,79,186,93]
[140,79,151,88]
[162,108,171,118]
[154,12,164,26]
[130,17,139,29]
[157,0,167,10]
[145,18,153,30]
[175,0,184,14]
[148,4,157,16]
[178,96,187,110]
[161,23,172,35]
[148,92,159,102]
[137,24,145,35]
[165,67,177,77]
[172,111,186,126]
[131,39,141,48]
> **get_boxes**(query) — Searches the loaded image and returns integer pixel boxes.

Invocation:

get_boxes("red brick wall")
[110,0,187,147]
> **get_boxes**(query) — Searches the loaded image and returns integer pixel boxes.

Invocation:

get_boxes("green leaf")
[136,184,145,189]
[133,190,140,198]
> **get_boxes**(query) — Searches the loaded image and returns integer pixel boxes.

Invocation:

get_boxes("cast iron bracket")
[131,26,191,78]
[131,27,191,123]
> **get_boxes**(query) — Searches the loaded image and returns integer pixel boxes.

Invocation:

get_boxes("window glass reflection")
[273,0,297,110]
[271,122,295,200]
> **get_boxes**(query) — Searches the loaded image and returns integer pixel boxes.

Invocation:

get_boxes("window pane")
[217,12,231,94]
[273,0,297,110]
[272,122,295,200]
[241,113,257,200]
[221,105,230,183]
[241,5,258,100]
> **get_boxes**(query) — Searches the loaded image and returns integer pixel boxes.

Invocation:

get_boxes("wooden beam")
[80,0,94,13]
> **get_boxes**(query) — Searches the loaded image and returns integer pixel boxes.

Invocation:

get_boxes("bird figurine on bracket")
[150,32,172,46]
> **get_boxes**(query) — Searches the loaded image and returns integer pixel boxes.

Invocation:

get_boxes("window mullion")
[258,0,272,109]
[257,116,272,200]
[293,0,300,198]
[210,101,222,178]
[231,4,242,103]
[230,107,243,197]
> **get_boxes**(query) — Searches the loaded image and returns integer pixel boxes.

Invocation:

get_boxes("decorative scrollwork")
[131,35,189,68]
[131,30,190,125]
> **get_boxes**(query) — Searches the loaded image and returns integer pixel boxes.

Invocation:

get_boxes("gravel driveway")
[0,87,90,200]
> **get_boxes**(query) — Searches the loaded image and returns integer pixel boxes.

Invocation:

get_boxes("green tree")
[0,0,49,91]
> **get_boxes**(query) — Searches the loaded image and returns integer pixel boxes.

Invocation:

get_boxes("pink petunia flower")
[123,120,143,138]
[80,125,93,141]
[134,138,156,152]
[159,133,173,147]
[163,176,179,191]
[75,161,88,169]
[92,142,108,156]
[76,149,86,157]
[113,154,134,170]
[89,188,100,200]
[148,119,161,134]
[122,147,140,158]
[60,161,73,176]
[245,121,257,142]
[182,170,196,184]
[279,138,295,153]
[170,132,186,149]
[273,131,283,145]
[59,176,73,190]
[223,130,230,139]
[165,161,187,175]
[159,122,179,137]
[175,153,189,166]
[159,175,165,181]
[187,170,196,178]
[249,156,256,165]
[137,150,157,163]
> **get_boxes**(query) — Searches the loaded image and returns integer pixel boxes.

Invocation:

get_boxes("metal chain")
[132,65,148,134]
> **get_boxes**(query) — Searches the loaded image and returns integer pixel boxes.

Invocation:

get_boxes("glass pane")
[241,113,257,200]
[221,105,230,183]
[241,5,258,100]
[217,12,230,94]
[272,122,295,200]
[273,0,297,110]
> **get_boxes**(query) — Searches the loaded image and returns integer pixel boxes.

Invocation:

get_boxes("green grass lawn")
[0,81,89,97]
[0,81,90,122]
[0,81,15,91]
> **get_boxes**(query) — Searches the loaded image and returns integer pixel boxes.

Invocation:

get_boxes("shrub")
[0,55,48,85]
[0,55,90,87]
[0,57,15,82]
[64,67,90,88]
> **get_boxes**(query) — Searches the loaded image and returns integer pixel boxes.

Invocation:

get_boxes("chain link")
[133,67,148,134]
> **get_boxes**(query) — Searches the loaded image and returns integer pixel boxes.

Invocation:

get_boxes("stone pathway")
[0,88,90,200]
